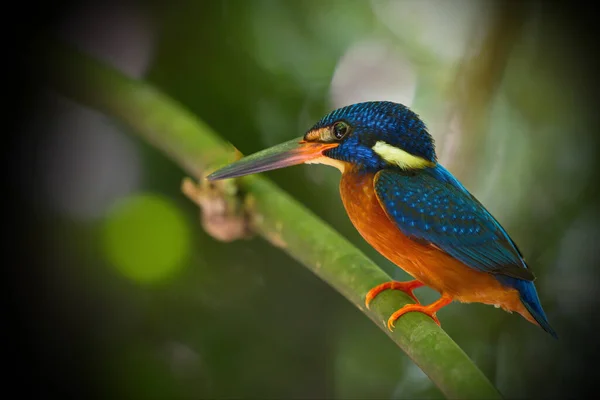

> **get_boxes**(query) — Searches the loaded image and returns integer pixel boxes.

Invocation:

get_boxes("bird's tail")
[498,276,558,339]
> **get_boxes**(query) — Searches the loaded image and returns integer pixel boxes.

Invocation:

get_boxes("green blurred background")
[16,0,600,399]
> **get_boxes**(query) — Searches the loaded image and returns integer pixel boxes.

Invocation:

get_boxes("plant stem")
[45,41,502,400]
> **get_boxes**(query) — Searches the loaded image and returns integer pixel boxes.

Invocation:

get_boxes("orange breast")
[339,170,533,321]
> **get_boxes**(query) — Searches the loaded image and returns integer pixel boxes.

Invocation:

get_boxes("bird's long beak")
[206,137,338,181]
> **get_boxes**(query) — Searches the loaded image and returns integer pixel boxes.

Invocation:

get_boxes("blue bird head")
[207,101,438,180]
[305,101,437,172]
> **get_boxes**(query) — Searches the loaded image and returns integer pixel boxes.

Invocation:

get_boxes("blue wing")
[373,168,535,281]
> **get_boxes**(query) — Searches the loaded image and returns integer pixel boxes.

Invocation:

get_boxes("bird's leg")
[365,280,424,309]
[387,293,453,330]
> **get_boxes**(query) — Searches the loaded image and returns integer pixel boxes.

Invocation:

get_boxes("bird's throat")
[304,156,347,172]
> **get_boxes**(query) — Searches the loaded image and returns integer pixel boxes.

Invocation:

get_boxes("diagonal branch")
[45,41,502,400]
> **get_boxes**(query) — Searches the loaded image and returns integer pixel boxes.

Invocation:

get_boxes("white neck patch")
[305,156,346,172]
[372,141,434,170]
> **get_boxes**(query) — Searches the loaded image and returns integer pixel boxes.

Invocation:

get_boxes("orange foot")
[365,280,424,309]
[387,294,453,331]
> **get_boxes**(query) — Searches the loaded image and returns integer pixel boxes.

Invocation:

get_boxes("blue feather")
[374,168,535,280]
[430,165,530,264]
[497,276,558,338]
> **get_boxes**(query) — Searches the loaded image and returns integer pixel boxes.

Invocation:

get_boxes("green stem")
[45,41,502,400]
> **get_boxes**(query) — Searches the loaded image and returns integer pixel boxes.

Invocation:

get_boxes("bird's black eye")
[332,121,349,140]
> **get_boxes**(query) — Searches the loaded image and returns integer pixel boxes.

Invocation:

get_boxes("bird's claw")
[386,304,442,331]
[385,294,452,331]
[365,280,424,310]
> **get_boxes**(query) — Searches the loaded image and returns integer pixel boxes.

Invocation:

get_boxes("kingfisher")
[207,101,557,338]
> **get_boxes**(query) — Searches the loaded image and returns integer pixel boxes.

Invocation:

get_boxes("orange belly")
[340,170,534,322]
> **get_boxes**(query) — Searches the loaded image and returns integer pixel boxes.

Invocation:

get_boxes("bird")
[206,101,557,338]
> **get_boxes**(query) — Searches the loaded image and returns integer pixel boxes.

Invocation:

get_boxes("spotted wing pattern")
[374,169,534,281]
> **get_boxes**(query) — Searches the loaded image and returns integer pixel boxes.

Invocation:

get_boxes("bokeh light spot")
[330,39,417,108]
[102,193,191,284]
